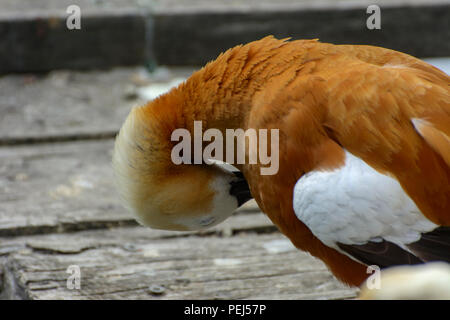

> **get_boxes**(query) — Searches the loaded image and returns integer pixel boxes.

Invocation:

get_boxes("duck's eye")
[198,216,216,226]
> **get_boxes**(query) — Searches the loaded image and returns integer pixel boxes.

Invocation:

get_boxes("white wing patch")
[293,151,437,257]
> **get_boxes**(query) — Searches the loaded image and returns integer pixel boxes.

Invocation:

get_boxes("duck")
[113,36,450,287]
[358,262,450,299]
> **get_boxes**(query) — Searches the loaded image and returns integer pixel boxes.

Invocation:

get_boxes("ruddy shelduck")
[113,36,450,286]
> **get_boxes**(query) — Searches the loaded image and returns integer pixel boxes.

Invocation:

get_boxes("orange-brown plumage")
[113,36,450,287]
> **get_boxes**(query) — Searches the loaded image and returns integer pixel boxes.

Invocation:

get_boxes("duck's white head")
[112,104,252,231]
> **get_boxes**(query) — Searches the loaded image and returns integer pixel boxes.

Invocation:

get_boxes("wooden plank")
[0,227,358,299]
[0,139,263,237]
[0,67,194,142]
[0,138,262,234]
[0,140,131,236]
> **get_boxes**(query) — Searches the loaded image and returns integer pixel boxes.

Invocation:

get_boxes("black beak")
[229,171,253,207]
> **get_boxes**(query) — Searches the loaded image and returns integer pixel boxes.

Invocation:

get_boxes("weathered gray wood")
[0,137,350,300]
[0,140,131,236]
[0,67,194,142]
[0,139,262,237]
[0,227,358,299]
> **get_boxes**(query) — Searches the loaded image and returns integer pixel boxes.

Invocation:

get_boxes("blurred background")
[0,0,449,300]
[1,0,449,72]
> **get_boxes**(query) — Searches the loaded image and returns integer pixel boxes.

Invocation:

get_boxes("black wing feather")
[337,240,423,268]
[337,227,450,268]
[407,226,450,263]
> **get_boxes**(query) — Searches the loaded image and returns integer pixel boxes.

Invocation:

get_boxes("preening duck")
[113,36,450,286]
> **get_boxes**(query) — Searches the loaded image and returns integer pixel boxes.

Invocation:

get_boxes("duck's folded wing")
[322,54,450,226]
[293,54,450,268]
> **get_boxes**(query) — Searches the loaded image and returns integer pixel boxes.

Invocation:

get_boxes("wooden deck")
[0,67,358,299]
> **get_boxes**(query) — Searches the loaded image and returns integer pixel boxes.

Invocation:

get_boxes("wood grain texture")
[0,227,358,300]
[0,67,194,142]
[0,136,355,299]
[0,139,261,237]
[0,140,130,236]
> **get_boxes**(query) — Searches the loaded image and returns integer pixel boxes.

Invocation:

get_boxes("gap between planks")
[0,226,358,300]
